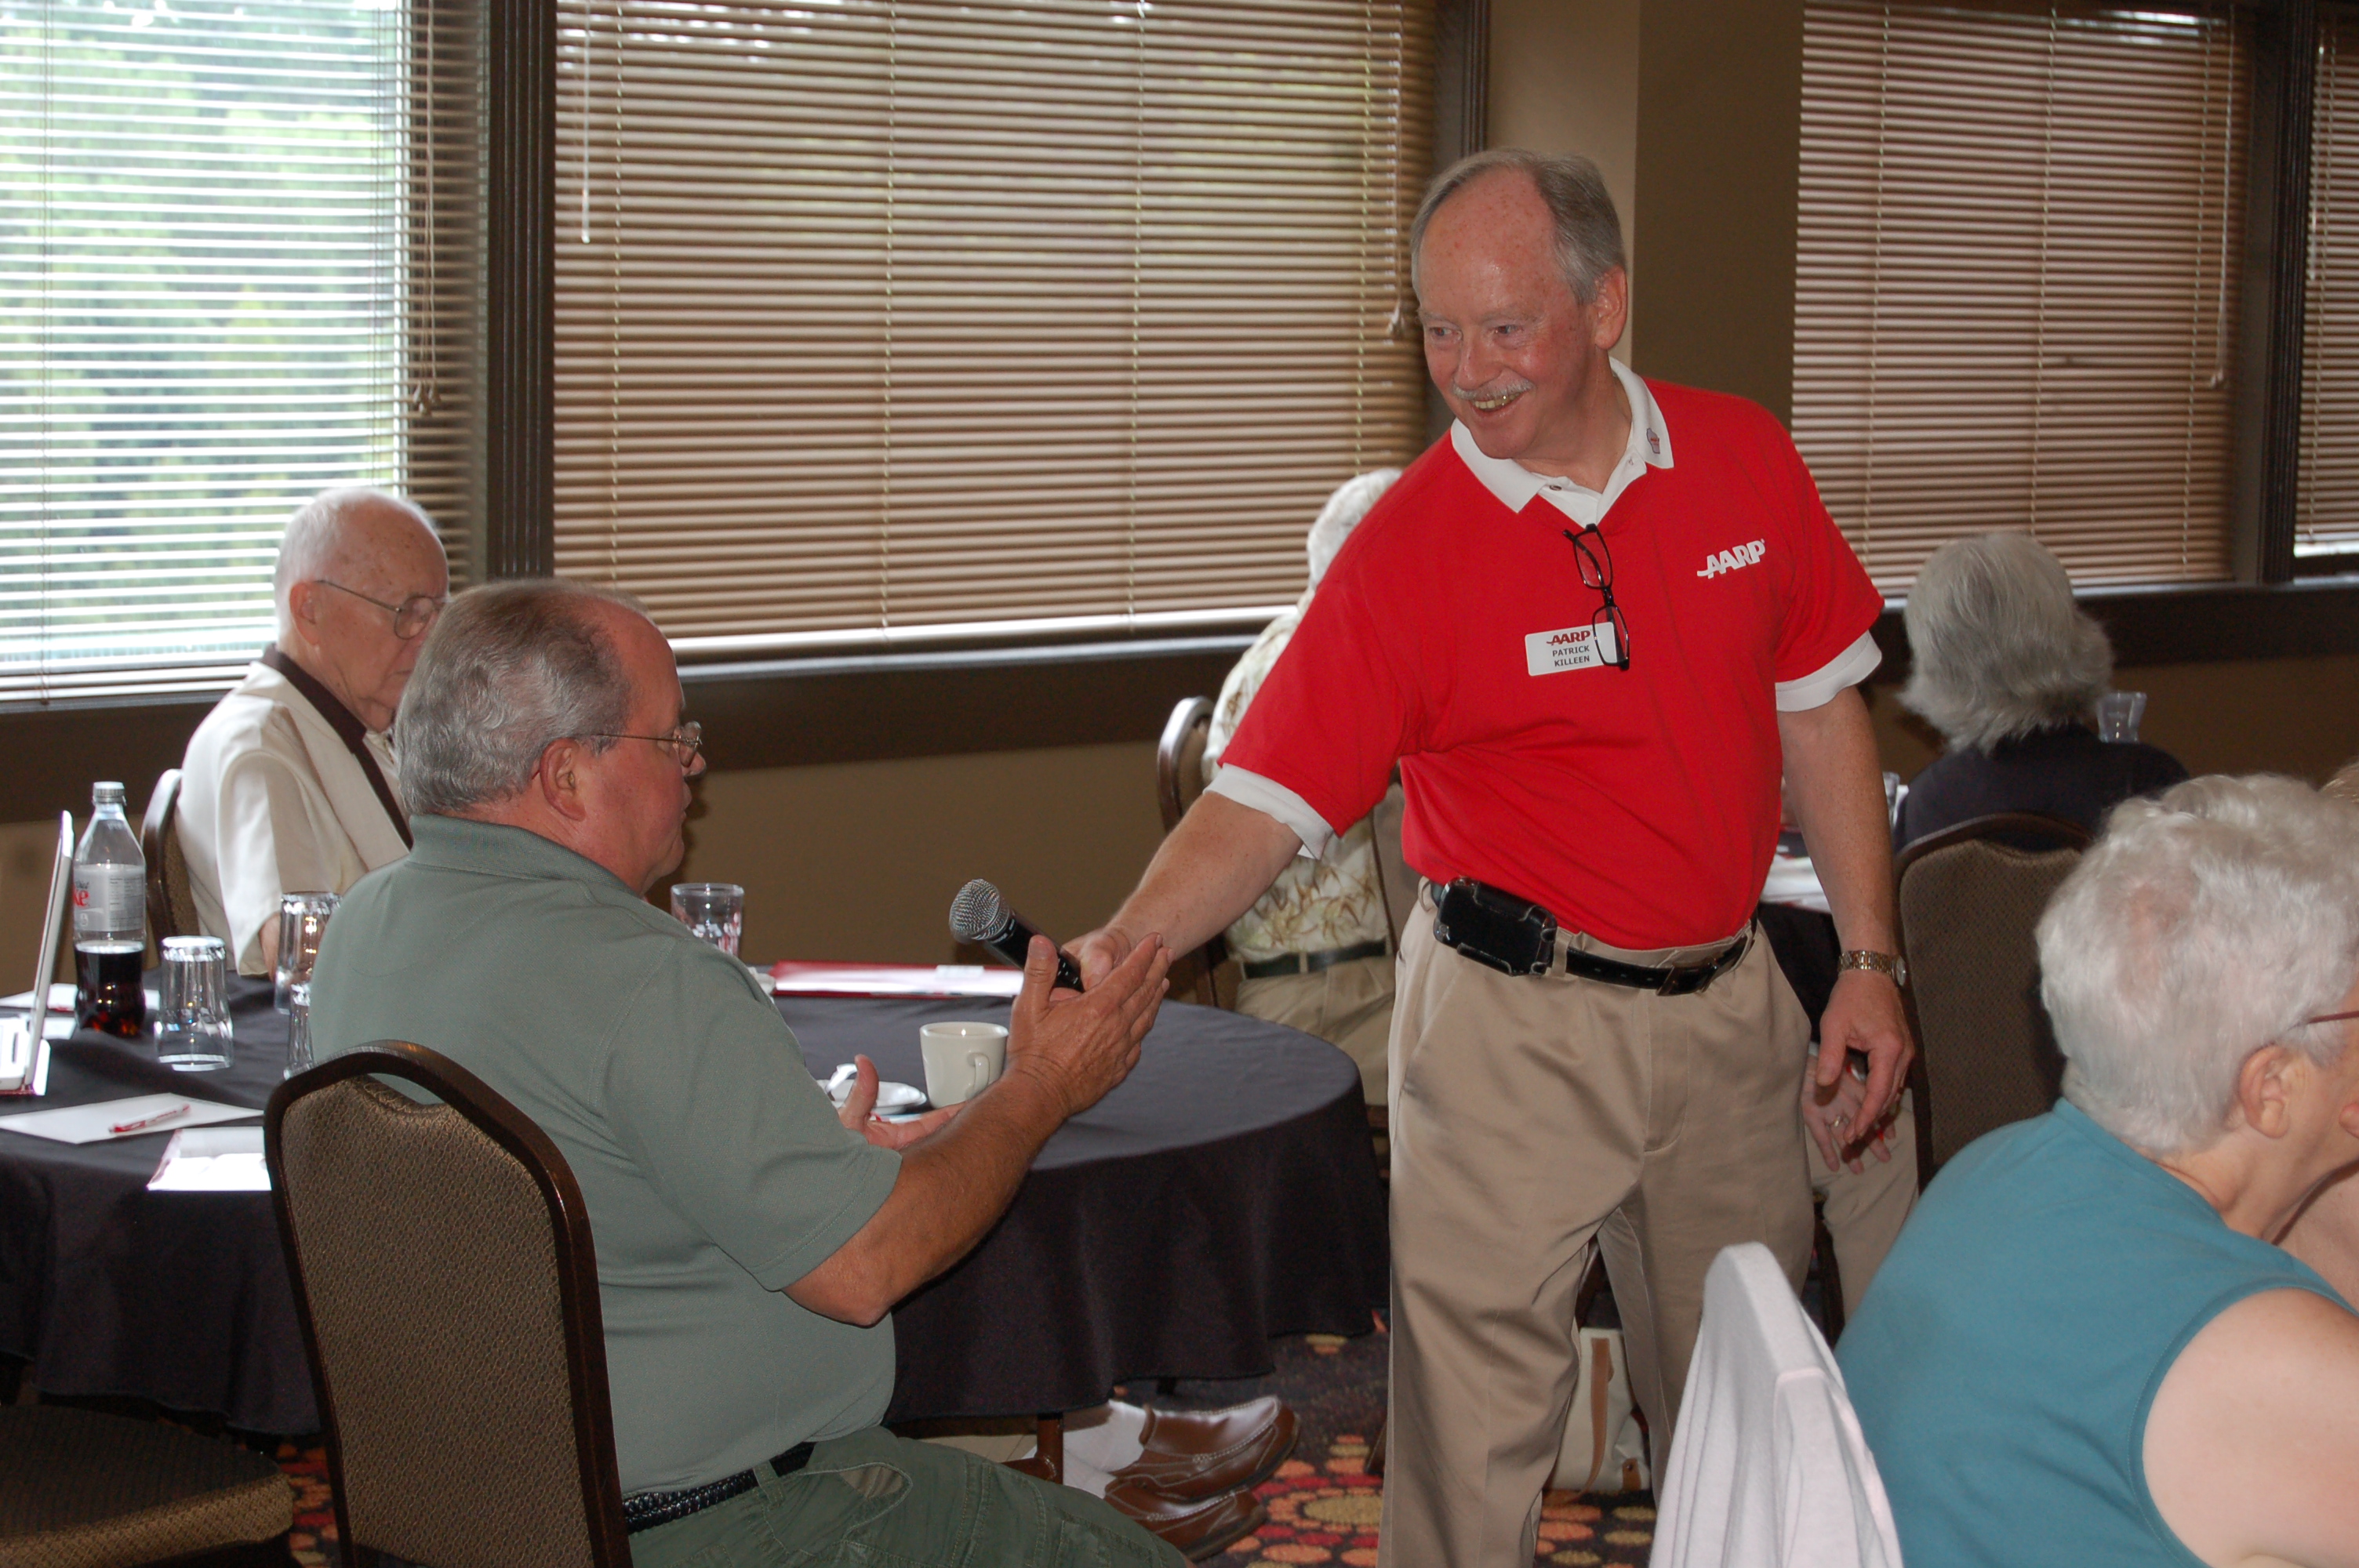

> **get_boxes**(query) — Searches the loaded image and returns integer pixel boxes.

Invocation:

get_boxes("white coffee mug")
[920,1021,1008,1106]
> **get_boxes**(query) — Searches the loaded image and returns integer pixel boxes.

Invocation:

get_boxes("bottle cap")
[91,782,125,806]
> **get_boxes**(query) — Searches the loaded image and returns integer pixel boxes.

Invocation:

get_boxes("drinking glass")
[275,891,337,1013]
[155,935,234,1071]
[671,883,744,957]
[2095,690,2147,744]
[284,981,313,1080]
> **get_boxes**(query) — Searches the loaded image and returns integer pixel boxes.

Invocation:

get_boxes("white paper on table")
[0,1094,258,1145]
[1761,853,1832,915]
[147,1126,271,1191]
[0,982,74,1012]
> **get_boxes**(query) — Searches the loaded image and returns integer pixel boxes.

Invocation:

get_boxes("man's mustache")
[1452,377,1533,405]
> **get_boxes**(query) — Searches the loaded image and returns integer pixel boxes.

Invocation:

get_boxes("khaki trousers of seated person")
[1380,889,1814,1568]
[1235,952,1394,1104]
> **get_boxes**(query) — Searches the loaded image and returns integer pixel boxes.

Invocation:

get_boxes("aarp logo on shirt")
[1698,539,1766,579]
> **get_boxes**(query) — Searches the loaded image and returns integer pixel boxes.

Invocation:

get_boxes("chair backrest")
[1896,811,2091,1180]
[140,768,198,952]
[1651,1243,1902,1568]
[265,1042,630,1568]
[1157,696,1215,834]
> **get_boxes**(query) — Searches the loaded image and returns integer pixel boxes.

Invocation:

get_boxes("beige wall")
[1489,0,1642,361]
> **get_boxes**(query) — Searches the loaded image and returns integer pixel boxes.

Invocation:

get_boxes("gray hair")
[1410,148,1627,304]
[1900,532,2114,753]
[394,579,646,817]
[2039,775,2359,1155]
[1307,470,1400,587]
[274,486,437,638]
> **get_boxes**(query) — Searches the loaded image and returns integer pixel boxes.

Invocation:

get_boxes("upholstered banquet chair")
[1896,811,2091,1183]
[1156,696,1233,1008]
[0,1404,294,1565]
[1651,1243,1901,1568]
[140,768,198,958]
[265,1042,634,1568]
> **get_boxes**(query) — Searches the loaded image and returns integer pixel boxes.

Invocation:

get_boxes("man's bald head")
[1410,149,1626,306]
[273,486,451,731]
[274,488,441,637]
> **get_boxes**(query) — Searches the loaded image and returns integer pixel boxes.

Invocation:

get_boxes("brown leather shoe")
[1109,1396,1298,1502]
[1103,1475,1268,1562]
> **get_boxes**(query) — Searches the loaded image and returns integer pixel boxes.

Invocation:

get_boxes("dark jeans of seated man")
[629,1426,1187,1567]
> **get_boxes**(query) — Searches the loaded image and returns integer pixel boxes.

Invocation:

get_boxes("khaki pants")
[1235,952,1394,1104]
[1808,1085,1919,1319]
[1382,890,1814,1568]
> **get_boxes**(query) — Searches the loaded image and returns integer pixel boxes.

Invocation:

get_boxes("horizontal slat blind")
[0,0,477,705]
[553,0,1434,652]
[1794,1,2245,594]
[2300,6,2359,561]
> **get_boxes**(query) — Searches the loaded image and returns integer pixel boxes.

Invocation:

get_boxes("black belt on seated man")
[1433,877,1750,996]
[1240,938,1390,980]
[623,1441,815,1534]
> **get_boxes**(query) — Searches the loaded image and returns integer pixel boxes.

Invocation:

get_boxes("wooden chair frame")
[264,1042,633,1567]
[140,767,189,955]
[1893,811,2091,1191]
[1155,696,1232,1006]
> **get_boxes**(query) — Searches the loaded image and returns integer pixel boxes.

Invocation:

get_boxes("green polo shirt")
[307,814,901,1495]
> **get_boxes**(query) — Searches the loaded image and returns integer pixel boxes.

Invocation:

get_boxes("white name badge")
[1525,622,1620,675]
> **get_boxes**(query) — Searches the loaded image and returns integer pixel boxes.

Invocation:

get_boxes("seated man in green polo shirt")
[307,578,1183,1566]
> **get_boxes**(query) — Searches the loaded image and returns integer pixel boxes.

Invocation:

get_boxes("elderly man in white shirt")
[180,487,448,975]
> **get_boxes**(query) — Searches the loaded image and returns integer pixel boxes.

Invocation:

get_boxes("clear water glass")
[275,891,338,1013]
[284,981,312,1081]
[155,935,234,1071]
[2095,690,2147,744]
[671,883,744,957]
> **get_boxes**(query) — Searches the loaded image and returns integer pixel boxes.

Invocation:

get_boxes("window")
[553,0,1433,653]
[1794,0,2248,595]
[2300,5,2359,569]
[0,0,475,704]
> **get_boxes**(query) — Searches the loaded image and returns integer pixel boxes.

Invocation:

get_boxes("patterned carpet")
[274,1323,1656,1566]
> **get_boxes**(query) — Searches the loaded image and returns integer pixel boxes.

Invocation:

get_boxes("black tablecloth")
[0,977,310,1430]
[780,996,1389,1421]
[0,982,1387,1434]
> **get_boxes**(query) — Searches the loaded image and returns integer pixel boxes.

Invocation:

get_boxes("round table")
[780,995,1389,1422]
[0,981,1387,1434]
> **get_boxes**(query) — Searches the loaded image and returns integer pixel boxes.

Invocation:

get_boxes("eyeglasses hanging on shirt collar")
[1562,526,1633,672]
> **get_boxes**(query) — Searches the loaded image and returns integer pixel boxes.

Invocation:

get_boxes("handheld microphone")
[949,879,1087,993]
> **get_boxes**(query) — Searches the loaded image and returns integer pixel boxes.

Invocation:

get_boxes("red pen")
[111,1104,190,1135]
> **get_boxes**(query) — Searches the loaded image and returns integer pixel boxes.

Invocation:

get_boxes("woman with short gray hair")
[1839,775,2359,1566]
[1892,531,2186,848]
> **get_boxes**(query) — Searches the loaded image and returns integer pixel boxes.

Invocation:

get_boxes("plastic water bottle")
[72,782,146,1038]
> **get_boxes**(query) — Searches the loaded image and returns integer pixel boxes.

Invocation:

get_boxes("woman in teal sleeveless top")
[1837,775,2359,1567]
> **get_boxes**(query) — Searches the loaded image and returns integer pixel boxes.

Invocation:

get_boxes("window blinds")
[1794,1,2246,596]
[552,0,1434,652]
[2300,6,2359,563]
[0,0,477,704]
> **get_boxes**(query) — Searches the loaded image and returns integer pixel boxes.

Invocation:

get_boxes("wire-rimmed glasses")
[317,579,447,639]
[585,720,705,771]
[1561,526,1632,671]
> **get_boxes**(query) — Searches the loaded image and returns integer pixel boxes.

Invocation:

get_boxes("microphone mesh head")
[948,878,1005,942]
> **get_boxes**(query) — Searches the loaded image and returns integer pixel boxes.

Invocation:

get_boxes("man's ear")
[1590,266,1630,354]
[285,581,320,644]
[535,739,590,822]
[2237,1044,2299,1139]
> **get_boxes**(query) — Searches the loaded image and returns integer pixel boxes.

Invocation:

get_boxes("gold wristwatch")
[1837,949,1908,987]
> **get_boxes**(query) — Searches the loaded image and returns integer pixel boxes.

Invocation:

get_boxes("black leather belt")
[1557,928,1752,996]
[1241,938,1390,980]
[623,1441,814,1534]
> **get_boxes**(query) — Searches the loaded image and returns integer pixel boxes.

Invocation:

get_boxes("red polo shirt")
[1219,378,1882,950]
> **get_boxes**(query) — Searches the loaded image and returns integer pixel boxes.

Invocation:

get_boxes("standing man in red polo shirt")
[1075,149,1910,1566]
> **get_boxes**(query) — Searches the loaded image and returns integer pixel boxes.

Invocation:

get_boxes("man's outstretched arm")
[1071,791,1303,987]
[787,934,1172,1325]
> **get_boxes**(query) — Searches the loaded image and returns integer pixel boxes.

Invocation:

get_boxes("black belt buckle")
[1433,877,1558,976]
